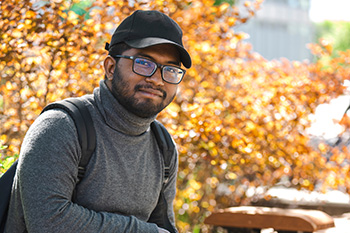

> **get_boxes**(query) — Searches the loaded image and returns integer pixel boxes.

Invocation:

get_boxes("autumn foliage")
[1,0,350,231]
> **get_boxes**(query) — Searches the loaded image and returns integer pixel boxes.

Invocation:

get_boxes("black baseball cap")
[105,10,192,68]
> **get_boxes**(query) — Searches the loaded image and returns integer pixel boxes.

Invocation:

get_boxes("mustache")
[135,84,167,99]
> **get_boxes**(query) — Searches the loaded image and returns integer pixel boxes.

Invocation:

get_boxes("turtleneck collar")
[94,80,157,136]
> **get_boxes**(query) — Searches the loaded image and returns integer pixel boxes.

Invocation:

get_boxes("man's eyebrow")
[136,53,181,66]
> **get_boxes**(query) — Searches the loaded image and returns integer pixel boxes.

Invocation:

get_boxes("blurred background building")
[237,0,314,61]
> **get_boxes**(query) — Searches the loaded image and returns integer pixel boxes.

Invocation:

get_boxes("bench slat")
[204,206,335,232]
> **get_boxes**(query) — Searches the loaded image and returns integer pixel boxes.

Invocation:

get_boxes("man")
[5,10,191,233]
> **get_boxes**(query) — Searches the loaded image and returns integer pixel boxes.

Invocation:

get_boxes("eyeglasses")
[112,55,186,84]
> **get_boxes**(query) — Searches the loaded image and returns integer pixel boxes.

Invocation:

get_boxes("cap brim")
[126,38,192,68]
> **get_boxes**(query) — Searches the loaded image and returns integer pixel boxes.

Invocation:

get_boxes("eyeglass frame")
[111,55,186,84]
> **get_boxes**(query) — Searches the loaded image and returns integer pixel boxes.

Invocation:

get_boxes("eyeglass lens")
[134,58,184,84]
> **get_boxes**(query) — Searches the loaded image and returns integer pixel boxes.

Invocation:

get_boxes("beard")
[110,68,176,118]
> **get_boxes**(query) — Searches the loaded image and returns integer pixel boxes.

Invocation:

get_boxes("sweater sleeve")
[5,110,159,233]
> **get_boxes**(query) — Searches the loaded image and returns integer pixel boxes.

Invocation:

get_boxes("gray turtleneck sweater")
[5,80,178,233]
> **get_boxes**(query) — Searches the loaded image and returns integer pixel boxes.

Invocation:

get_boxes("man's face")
[107,44,181,118]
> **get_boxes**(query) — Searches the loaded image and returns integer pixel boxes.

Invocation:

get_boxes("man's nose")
[145,68,164,86]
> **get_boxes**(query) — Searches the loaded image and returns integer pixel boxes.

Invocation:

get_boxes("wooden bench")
[204,206,335,233]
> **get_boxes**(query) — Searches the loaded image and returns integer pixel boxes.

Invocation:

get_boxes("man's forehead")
[128,45,181,64]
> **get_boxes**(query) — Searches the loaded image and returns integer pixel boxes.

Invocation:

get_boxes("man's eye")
[137,59,151,66]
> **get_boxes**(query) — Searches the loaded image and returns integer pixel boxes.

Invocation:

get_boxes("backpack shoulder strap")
[149,120,177,233]
[150,120,175,184]
[0,160,18,232]
[42,98,96,181]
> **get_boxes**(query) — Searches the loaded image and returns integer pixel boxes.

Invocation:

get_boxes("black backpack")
[0,98,176,233]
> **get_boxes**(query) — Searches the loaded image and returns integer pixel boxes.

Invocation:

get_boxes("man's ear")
[104,55,116,81]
